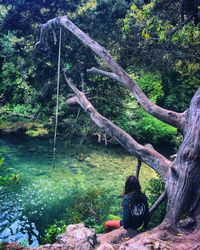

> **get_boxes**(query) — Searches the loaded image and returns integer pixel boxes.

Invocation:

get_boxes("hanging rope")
[52,27,62,169]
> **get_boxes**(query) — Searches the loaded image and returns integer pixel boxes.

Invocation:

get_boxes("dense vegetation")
[0,0,199,146]
[41,176,166,244]
[0,0,199,246]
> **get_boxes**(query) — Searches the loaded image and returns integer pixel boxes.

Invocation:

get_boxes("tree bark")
[165,88,200,225]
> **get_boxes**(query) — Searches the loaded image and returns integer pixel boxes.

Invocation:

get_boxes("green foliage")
[41,220,67,244]
[136,71,164,103]
[67,188,111,228]
[0,157,20,186]
[121,1,199,113]
[3,104,39,115]
[0,31,35,104]
[127,69,165,104]
[146,177,167,227]
[112,70,177,144]
[42,187,111,243]
[0,104,48,137]
[0,0,198,145]
[106,214,121,221]
[25,127,48,137]
[132,109,177,144]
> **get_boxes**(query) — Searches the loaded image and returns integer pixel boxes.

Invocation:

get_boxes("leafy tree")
[121,1,200,112]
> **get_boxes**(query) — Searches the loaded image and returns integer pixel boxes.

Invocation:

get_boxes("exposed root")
[119,225,200,250]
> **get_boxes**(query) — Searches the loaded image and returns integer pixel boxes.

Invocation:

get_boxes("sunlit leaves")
[77,0,96,15]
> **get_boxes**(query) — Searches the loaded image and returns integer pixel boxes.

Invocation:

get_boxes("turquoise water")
[0,135,156,247]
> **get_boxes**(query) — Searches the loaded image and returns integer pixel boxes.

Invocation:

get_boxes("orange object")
[104,220,121,233]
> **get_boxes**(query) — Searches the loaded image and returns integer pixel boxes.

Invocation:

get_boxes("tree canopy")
[0,0,199,145]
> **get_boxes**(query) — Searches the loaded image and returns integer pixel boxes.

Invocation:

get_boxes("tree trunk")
[165,88,200,227]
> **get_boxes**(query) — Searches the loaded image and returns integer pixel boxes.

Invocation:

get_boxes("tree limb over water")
[35,16,185,131]
[64,71,171,179]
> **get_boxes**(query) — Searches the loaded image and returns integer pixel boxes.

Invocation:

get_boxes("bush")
[0,157,20,186]
[42,187,111,243]
[145,177,167,228]
[132,109,177,144]
[41,220,66,244]
[67,188,111,227]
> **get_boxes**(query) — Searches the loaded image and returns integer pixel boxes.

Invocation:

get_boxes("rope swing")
[52,27,62,169]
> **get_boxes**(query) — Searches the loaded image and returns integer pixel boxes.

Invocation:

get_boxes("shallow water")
[0,135,157,247]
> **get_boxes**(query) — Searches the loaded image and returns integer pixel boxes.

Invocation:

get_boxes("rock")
[78,153,85,161]
[10,220,20,235]
[38,223,96,250]
[1,242,27,250]
[1,228,11,238]
[59,223,96,249]
[0,220,9,227]
[96,243,116,250]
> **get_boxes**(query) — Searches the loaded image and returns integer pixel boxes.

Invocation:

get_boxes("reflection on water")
[0,135,157,247]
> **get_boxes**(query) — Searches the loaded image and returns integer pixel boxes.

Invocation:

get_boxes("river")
[0,135,157,247]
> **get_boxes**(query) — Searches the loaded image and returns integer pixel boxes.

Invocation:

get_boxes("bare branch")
[35,16,185,130]
[64,72,171,179]
[135,158,142,179]
[150,190,167,217]
[65,96,79,105]
[87,67,120,82]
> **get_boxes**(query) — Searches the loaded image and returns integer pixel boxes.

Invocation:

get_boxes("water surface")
[0,135,157,247]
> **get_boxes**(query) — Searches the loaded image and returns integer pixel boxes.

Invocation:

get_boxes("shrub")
[145,177,167,228]
[42,187,111,243]
[41,220,66,244]
[0,157,20,185]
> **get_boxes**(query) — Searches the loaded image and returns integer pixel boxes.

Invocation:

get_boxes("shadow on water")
[0,135,158,247]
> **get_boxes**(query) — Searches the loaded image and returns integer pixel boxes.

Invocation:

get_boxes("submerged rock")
[1,228,11,238]
[0,220,9,228]
[10,220,20,235]
[78,153,86,161]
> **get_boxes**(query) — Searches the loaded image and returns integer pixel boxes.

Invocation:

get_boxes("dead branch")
[87,67,120,82]
[36,16,185,130]
[63,71,171,179]
[135,158,142,179]
[150,190,167,216]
